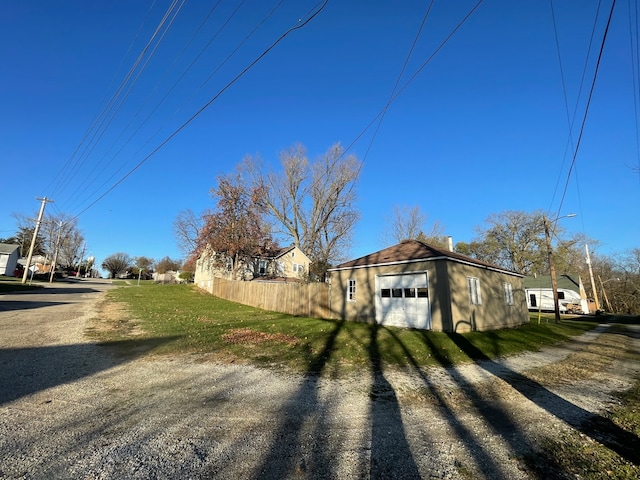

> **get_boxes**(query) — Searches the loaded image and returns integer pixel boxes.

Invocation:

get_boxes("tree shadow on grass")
[0,337,179,405]
[447,332,640,466]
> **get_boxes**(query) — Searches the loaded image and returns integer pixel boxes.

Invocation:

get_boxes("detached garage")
[328,240,528,332]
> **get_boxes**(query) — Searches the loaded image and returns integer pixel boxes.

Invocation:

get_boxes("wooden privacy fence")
[200,277,334,319]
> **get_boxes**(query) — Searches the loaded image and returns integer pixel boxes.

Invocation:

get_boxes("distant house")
[0,244,20,276]
[523,274,590,314]
[194,245,311,288]
[327,240,529,332]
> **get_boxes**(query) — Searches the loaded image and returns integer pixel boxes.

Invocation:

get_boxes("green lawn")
[0,276,44,292]
[90,283,613,376]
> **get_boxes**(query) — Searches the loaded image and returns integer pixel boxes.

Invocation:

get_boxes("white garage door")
[375,272,431,329]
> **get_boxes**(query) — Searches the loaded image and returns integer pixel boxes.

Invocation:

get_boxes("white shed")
[0,244,20,276]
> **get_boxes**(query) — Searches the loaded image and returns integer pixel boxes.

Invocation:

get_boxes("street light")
[543,213,576,324]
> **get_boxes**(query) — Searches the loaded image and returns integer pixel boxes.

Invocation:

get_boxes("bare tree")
[382,204,446,247]
[462,210,588,275]
[173,209,204,258]
[246,143,361,280]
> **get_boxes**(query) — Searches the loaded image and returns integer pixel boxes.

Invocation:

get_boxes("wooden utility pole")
[585,244,600,312]
[49,221,63,283]
[76,243,86,277]
[21,197,53,284]
[543,216,561,324]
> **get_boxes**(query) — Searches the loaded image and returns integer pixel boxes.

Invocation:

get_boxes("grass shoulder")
[523,324,640,479]
[0,277,45,293]
[87,283,608,376]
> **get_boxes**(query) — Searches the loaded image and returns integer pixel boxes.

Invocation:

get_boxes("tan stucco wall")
[445,262,528,333]
[329,260,528,332]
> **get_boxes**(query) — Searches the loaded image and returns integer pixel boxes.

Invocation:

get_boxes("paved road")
[0,280,638,479]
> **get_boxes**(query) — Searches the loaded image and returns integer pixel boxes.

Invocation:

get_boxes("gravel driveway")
[1,280,638,479]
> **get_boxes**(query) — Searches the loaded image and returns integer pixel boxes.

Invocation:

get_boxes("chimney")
[447,236,453,252]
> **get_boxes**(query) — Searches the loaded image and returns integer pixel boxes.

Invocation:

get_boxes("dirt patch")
[87,300,145,337]
[222,328,299,346]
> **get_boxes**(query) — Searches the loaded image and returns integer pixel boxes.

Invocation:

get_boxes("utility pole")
[76,243,86,277]
[585,244,600,312]
[543,216,561,324]
[543,213,576,324]
[21,197,53,284]
[49,221,63,283]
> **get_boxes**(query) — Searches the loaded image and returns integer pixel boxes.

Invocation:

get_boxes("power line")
[554,0,617,218]
[48,0,186,199]
[342,0,486,158]
[361,1,435,163]
[70,0,330,221]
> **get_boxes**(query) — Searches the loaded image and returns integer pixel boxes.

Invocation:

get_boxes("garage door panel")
[375,273,431,330]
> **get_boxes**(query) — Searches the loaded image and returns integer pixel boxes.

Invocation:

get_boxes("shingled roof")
[330,240,523,276]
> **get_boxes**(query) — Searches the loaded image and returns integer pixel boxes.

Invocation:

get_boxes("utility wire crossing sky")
[1,0,638,268]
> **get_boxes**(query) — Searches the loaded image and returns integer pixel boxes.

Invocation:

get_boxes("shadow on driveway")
[0,338,178,405]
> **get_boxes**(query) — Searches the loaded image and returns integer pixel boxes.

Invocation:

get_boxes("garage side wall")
[445,262,528,332]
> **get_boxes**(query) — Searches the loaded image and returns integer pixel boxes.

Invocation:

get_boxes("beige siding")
[273,246,311,279]
[329,262,443,327]
[329,260,528,332]
[445,262,528,332]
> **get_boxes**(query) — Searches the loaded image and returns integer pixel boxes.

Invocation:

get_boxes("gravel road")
[1,280,638,479]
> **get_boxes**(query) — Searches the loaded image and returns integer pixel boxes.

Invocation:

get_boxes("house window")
[404,288,416,298]
[503,282,514,305]
[530,293,537,307]
[293,263,303,273]
[259,260,267,275]
[417,287,429,298]
[381,288,391,298]
[558,291,565,300]
[347,279,356,302]
[391,288,403,298]
[467,277,482,305]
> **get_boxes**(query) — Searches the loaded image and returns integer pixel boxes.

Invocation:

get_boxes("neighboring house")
[523,274,590,314]
[253,245,311,281]
[327,240,528,332]
[0,244,20,276]
[153,270,186,284]
[194,245,311,288]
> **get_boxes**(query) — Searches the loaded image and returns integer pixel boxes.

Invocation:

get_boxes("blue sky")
[1,0,638,274]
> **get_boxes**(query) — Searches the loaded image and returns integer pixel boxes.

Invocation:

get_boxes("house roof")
[263,244,310,262]
[329,240,523,276]
[0,243,19,255]
[523,274,582,291]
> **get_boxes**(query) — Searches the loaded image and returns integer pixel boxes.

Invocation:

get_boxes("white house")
[0,244,20,276]
[523,274,590,314]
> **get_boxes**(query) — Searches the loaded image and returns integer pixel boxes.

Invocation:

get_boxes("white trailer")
[525,288,588,314]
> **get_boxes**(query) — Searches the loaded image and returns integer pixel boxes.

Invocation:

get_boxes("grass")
[0,276,44,292]
[524,325,640,479]
[89,282,606,375]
